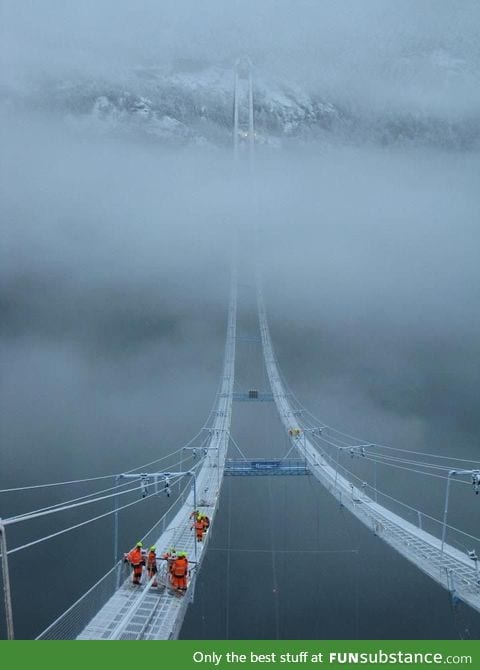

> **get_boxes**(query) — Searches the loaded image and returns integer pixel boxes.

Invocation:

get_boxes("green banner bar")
[1,640,479,669]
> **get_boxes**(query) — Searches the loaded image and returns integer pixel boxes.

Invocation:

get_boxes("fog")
[2,0,480,126]
[1,0,480,640]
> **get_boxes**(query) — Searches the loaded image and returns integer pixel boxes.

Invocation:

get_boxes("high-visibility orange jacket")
[147,551,157,569]
[171,557,188,577]
[127,547,144,566]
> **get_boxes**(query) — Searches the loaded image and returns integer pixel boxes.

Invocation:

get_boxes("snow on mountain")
[2,62,479,149]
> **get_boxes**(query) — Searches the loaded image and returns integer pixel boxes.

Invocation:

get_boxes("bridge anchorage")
[1,61,479,640]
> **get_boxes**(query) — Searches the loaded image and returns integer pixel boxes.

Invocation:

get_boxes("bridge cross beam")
[333,445,370,493]
[114,470,199,566]
[183,446,218,459]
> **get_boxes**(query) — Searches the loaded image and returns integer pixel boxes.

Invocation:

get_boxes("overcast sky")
[2,1,480,115]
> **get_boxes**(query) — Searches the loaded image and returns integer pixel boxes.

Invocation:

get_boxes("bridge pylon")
[233,57,255,166]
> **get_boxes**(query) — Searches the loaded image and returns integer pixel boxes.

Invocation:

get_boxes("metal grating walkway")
[257,282,480,615]
[75,277,238,639]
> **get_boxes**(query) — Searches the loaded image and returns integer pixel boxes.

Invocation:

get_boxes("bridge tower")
[233,57,255,166]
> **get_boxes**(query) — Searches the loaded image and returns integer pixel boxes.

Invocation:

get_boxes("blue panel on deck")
[224,459,311,476]
[232,392,274,402]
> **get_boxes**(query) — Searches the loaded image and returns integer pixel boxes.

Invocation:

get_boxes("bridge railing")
[373,485,480,558]
[312,441,480,563]
[36,490,189,640]
[36,559,125,640]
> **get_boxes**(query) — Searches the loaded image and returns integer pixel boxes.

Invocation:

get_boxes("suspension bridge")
[1,59,479,640]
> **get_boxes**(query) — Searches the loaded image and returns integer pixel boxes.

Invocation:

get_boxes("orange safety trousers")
[195,520,204,541]
[170,559,188,590]
[132,564,143,584]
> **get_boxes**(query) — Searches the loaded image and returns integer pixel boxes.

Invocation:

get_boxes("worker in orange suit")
[201,513,210,532]
[146,546,158,587]
[170,552,189,592]
[125,541,145,585]
[193,514,205,542]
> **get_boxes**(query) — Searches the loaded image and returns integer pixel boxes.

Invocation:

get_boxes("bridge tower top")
[233,56,254,164]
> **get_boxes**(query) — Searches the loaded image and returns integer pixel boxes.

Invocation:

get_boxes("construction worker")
[161,546,177,565]
[160,546,177,582]
[193,513,205,542]
[146,546,158,587]
[170,552,189,592]
[124,541,145,585]
[201,513,210,533]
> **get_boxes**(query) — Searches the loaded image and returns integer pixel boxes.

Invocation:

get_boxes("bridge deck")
[72,281,238,640]
[36,269,479,640]
[257,285,480,614]
[77,454,221,640]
